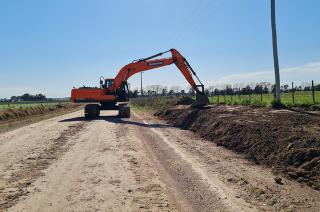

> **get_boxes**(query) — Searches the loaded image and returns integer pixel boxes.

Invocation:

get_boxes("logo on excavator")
[148,62,163,66]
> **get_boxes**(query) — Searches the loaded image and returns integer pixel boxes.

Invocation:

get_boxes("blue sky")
[0,0,319,98]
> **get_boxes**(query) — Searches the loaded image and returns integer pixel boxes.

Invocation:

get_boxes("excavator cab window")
[103,79,114,88]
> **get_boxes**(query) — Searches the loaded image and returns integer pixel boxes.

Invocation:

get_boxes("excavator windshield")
[103,79,114,88]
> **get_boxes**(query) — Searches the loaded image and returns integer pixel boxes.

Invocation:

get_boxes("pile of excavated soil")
[156,104,320,190]
[0,104,80,121]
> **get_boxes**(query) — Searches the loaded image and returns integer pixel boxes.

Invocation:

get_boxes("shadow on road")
[59,115,170,129]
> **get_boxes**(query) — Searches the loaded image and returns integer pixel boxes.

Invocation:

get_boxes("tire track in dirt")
[132,110,320,211]
[111,116,177,211]
[132,111,254,212]
[8,112,177,211]
[0,121,86,210]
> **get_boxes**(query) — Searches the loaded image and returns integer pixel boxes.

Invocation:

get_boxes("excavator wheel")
[118,105,130,118]
[85,104,100,119]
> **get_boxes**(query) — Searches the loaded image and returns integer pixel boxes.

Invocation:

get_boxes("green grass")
[207,91,320,107]
[0,101,71,110]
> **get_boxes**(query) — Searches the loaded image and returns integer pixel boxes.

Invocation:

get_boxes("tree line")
[0,93,47,102]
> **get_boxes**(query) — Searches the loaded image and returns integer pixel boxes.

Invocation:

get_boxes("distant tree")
[153,85,163,95]
[282,84,289,92]
[204,89,210,96]
[188,87,195,96]
[168,90,175,95]
[129,90,139,98]
[34,94,46,101]
[225,85,233,95]
[241,85,252,95]
[146,89,153,96]
[208,86,215,97]
[21,93,32,101]
[10,93,46,102]
[161,88,168,96]
[170,86,181,94]
[253,84,262,94]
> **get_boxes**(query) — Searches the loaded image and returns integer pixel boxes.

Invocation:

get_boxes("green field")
[0,101,70,110]
[207,91,320,106]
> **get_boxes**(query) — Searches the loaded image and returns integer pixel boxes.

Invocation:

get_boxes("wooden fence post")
[260,85,263,102]
[291,82,294,104]
[312,80,315,104]
[231,90,233,103]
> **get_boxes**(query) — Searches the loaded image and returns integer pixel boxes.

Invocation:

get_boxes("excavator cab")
[100,77,114,89]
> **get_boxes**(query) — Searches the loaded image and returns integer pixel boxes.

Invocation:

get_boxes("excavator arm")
[108,49,205,94]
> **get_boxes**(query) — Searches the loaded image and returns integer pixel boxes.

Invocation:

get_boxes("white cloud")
[207,61,320,86]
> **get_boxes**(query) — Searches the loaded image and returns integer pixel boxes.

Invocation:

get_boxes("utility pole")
[140,72,143,96]
[271,0,281,102]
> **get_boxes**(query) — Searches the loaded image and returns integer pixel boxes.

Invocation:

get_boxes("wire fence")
[209,91,320,105]
[207,80,320,106]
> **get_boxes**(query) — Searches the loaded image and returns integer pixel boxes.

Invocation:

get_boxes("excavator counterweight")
[71,49,209,118]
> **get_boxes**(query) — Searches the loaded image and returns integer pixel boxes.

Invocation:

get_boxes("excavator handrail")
[133,49,171,63]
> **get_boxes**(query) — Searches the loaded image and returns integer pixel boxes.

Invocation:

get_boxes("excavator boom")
[109,49,204,94]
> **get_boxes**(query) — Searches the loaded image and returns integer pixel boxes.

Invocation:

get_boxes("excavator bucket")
[191,93,210,108]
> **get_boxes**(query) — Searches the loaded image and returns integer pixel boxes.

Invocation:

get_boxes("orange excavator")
[71,49,209,118]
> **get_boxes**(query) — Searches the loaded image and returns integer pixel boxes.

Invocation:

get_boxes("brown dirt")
[0,110,178,211]
[0,104,82,134]
[0,122,86,209]
[156,104,320,190]
[0,104,78,121]
[1,108,320,211]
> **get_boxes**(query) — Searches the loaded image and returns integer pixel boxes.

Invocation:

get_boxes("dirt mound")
[0,104,75,121]
[157,105,320,190]
[176,96,195,105]
[131,96,193,113]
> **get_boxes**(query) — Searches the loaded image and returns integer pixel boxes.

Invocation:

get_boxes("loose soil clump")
[156,104,320,190]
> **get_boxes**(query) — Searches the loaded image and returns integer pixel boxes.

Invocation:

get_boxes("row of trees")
[130,82,320,97]
[0,93,47,102]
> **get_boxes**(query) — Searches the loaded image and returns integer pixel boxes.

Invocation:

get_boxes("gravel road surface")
[0,109,319,211]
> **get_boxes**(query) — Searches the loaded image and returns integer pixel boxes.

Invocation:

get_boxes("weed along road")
[0,109,319,211]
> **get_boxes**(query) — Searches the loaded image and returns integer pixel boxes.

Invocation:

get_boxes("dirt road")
[0,109,319,211]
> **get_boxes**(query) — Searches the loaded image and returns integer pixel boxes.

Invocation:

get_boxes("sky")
[0,0,319,98]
